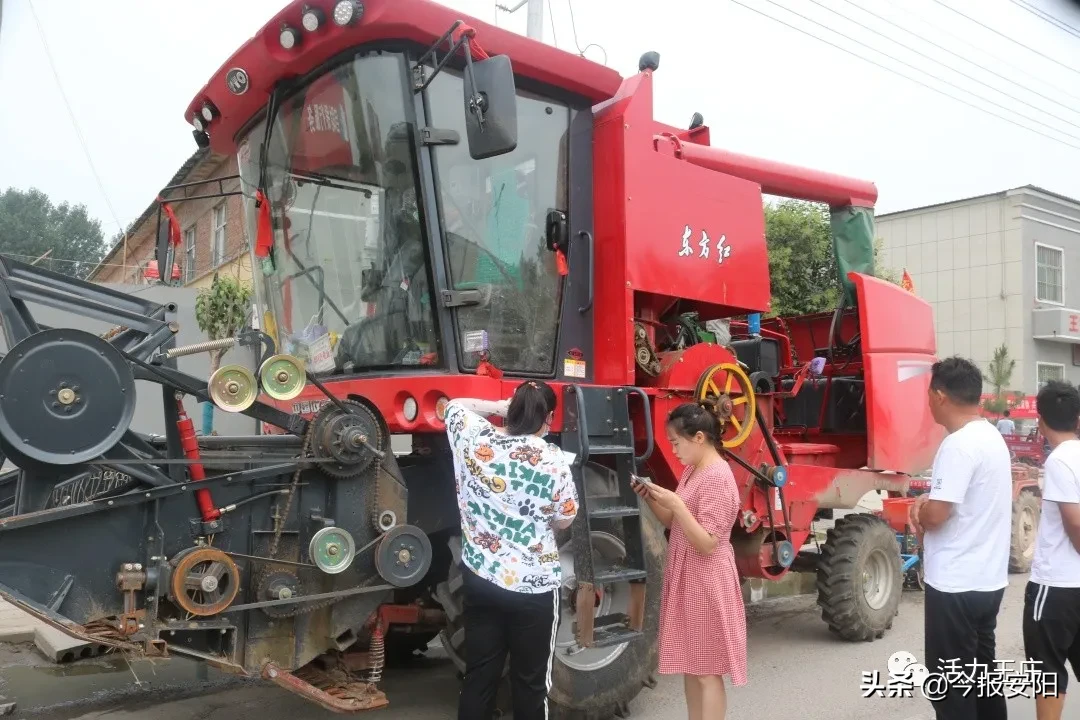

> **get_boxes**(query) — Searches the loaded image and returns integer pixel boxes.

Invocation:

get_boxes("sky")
[1,0,1080,252]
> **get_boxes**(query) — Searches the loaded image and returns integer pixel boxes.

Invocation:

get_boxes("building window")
[1036,243,1063,305]
[183,226,196,283]
[1037,362,1065,389]
[212,203,227,267]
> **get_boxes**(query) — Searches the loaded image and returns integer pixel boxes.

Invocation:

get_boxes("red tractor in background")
[0,1,944,717]
[1004,430,1050,467]
[879,463,1042,589]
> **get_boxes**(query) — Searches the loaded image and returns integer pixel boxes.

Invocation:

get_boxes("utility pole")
[525,0,544,40]
[497,0,544,41]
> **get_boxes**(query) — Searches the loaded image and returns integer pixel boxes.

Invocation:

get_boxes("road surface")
[17,574,1044,720]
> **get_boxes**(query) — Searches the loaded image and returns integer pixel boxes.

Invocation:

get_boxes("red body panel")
[186,0,622,154]
[262,375,569,434]
[592,73,772,323]
[853,273,944,475]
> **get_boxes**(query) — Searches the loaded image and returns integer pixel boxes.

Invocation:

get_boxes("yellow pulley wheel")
[259,354,306,401]
[695,362,756,448]
[208,364,258,413]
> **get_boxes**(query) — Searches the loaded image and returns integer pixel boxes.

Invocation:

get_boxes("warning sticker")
[563,358,586,379]
[774,487,783,512]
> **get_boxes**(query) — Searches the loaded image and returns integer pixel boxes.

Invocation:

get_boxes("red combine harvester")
[0,0,942,717]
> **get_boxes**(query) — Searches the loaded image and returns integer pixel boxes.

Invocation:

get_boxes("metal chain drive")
[268,419,317,558]
[255,532,388,618]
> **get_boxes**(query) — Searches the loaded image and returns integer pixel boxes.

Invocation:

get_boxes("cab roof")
[185,0,624,155]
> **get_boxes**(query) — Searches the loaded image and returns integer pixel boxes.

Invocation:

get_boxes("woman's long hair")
[506,381,557,436]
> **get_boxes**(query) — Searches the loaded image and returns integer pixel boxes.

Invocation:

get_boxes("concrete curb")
[0,604,36,646]
[0,601,102,664]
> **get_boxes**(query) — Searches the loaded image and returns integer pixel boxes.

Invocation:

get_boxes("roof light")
[301,5,324,32]
[192,115,205,132]
[279,25,301,49]
[332,0,363,26]
[200,102,217,123]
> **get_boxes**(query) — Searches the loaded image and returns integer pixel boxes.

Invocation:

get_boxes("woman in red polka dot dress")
[633,402,748,719]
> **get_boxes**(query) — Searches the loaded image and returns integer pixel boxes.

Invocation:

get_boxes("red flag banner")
[254,190,274,258]
[157,197,182,247]
[901,269,915,294]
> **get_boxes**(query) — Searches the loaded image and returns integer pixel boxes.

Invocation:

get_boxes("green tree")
[764,199,897,316]
[195,274,253,434]
[982,343,1022,414]
[0,188,106,279]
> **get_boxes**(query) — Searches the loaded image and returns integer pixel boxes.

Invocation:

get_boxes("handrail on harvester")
[653,133,878,209]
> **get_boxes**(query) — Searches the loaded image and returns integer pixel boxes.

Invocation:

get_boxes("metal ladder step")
[587,443,635,456]
[588,504,640,520]
[562,384,655,650]
[595,568,648,584]
[573,612,644,648]
[592,626,644,648]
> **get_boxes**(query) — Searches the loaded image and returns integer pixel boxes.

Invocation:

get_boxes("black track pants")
[924,585,1008,720]
[457,567,559,720]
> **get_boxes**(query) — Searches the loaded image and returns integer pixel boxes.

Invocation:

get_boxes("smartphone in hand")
[630,474,651,498]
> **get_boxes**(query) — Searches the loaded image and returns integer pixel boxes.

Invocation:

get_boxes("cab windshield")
[238,52,437,373]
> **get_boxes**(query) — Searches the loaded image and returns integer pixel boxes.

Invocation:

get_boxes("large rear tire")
[816,513,902,641]
[434,464,665,719]
[1009,491,1040,573]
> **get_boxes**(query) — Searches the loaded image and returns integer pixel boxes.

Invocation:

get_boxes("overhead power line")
[546,0,557,47]
[27,1,126,239]
[882,0,1080,107]
[931,0,1080,78]
[726,0,1080,152]
[808,0,1080,137]
[838,0,1080,120]
[566,0,608,65]
[752,0,1080,146]
[1010,0,1080,40]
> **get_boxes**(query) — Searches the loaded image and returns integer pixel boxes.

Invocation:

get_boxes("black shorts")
[1023,581,1080,694]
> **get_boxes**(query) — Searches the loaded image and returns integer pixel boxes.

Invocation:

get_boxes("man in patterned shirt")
[445,381,578,720]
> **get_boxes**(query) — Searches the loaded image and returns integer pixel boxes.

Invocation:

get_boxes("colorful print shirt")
[445,400,579,594]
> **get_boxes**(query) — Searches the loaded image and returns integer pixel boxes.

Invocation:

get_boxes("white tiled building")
[876,186,1080,395]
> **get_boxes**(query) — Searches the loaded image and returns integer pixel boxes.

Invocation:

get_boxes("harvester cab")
[0,0,944,717]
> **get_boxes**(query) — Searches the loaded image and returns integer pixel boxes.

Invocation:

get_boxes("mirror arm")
[461,42,487,133]
[413,21,470,93]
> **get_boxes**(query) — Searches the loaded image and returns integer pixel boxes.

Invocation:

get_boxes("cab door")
[424,70,573,377]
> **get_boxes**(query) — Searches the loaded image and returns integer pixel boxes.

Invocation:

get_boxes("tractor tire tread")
[816,513,902,643]
[1009,490,1041,574]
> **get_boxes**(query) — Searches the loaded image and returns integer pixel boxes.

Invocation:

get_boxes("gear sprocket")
[311,400,381,479]
[255,569,304,618]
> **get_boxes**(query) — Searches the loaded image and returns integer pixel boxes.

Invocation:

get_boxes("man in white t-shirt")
[1024,380,1080,720]
[996,409,1016,436]
[910,356,1012,720]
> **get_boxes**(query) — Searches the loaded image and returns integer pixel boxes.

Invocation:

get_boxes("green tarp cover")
[830,205,876,307]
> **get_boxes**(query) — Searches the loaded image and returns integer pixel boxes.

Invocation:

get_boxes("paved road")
[21,575,1044,720]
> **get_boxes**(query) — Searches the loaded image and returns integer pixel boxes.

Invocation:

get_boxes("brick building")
[90,149,252,290]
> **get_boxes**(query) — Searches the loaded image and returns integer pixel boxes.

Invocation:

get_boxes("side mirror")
[464,55,518,160]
